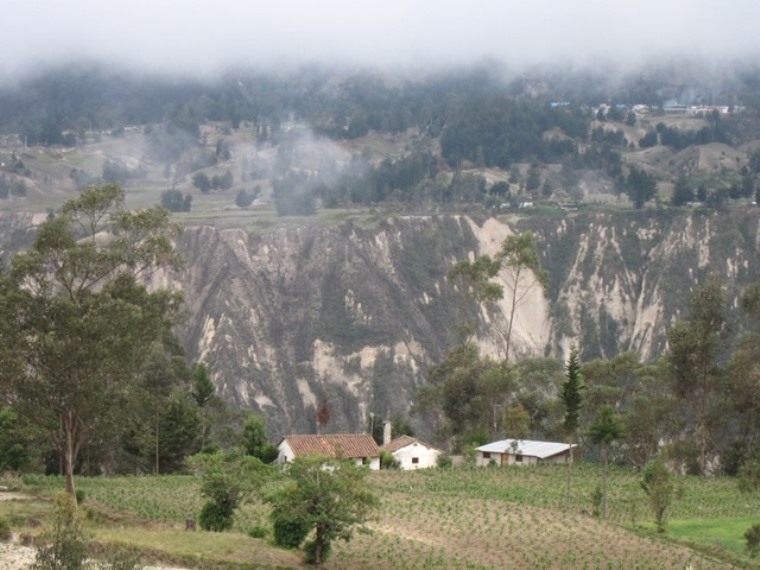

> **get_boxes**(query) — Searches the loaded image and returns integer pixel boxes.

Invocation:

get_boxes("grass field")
[5,463,760,569]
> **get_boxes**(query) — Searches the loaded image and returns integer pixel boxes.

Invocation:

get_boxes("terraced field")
[6,464,758,569]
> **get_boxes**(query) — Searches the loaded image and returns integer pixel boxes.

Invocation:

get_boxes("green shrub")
[0,517,11,541]
[436,454,453,469]
[272,516,309,549]
[591,485,603,518]
[641,457,674,533]
[21,473,46,487]
[75,489,85,504]
[33,493,89,570]
[745,523,760,558]
[198,501,234,532]
[379,450,399,470]
[248,525,268,539]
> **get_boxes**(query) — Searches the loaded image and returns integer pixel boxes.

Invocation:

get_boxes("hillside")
[3,191,760,440]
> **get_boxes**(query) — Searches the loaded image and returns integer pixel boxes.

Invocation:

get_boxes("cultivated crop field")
[9,464,760,569]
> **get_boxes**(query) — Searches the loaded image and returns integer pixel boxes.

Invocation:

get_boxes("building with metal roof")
[475,439,576,467]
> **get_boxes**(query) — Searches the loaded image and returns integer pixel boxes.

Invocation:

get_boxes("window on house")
[482,452,491,459]
[362,457,370,465]
[515,454,524,463]
[412,457,419,464]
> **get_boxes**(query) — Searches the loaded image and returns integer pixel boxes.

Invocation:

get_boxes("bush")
[436,453,453,469]
[33,493,89,570]
[641,457,674,533]
[591,485,603,518]
[75,489,85,504]
[189,450,269,532]
[272,516,309,549]
[745,524,760,558]
[248,525,268,539]
[198,501,234,532]
[379,450,399,470]
[0,517,11,541]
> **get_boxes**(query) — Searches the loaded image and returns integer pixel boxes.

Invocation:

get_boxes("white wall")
[277,440,295,464]
[393,443,440,469]
[349,456,380,470]
[364,457,381,470]
[476,451,569,467]
[476,451,504,467]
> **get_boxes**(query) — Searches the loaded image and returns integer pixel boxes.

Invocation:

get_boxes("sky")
[3,0,760,77]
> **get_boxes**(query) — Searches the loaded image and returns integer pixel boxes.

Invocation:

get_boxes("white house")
[276,434,380,470]
[475,439,575,467]
[381,435,441,470]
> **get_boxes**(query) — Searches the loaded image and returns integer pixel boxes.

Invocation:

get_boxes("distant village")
[591,102,745,118]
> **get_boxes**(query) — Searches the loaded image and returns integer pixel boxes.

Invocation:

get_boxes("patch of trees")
[323,151,436,206]
[160,189,193,212]
[102,159,146,185]
[590,127,627,148]
[638,130,659,148]
[419,232,553,448]
[69,168,95,190]
[618,165,657,208]
[192,170,233,193]
[569,145,623,178]
[0,185,184,495]
[654,115,729,150]
[420,261,760,478]
[440,97,586,168]
[235,187,259,208]
[670,172,754,207]
[0,185,261,493]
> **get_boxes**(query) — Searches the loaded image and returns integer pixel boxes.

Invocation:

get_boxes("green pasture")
[667,517,758,556]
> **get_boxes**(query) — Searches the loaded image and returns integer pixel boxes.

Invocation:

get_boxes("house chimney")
[383,421,392,446]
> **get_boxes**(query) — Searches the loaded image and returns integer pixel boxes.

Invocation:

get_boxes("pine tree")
[561,345,584,509]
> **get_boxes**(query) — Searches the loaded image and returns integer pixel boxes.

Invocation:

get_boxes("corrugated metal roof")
[281,434,379,459]
[476,439,575,459]
[381,435,439,453]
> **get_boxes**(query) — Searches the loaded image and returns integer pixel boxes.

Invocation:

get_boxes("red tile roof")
[381,435,415,453]
[282,434,379,459]
[381,435,438,453]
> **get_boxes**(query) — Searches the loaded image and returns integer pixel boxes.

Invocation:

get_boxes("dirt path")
[0,541,191,569]
[0,542,35,569]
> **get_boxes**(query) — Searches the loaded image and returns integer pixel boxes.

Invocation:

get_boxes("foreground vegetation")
[5,463,760,569]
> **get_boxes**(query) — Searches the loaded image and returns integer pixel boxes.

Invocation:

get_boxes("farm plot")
[17,464,760,569]
[330,491,730,569]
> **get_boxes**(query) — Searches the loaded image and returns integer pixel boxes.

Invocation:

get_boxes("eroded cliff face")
[166,210,760,438]
[5,209,760,438]
[172,216,480,438]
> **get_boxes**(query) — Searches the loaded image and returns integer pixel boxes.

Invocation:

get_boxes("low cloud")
[3,0,760,78]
